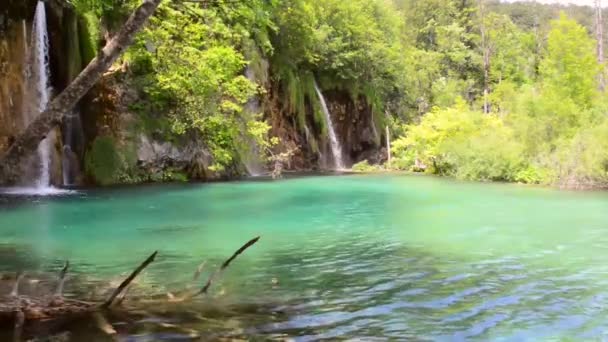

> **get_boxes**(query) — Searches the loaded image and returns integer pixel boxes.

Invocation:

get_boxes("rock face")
[323,90,383,166]
[0,15,29,153]
[265,85,384,172]
[136,134,220,181]
[81,69,231,184]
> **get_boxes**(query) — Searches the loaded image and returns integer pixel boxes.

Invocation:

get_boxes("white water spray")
[240,66,265,177]
[313,80,345,170]
[31,1,53,189]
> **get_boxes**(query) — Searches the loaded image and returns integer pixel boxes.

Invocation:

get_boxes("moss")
[85,136,123,186]
[78,11,100,65]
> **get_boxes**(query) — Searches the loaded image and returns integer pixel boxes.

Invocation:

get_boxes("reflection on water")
[0,174,608,340]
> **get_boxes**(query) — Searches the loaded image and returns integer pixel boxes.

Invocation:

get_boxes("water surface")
[1,174,608,340]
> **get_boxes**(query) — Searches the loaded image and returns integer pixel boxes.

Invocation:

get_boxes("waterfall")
[313,80,345,170]
[31,1,53,189]
[25,1,57,191]
[0,2,73,195]
[241,65,265,176]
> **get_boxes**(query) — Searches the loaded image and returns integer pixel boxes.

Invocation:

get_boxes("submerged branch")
[191,236,260,298]
[102,251,157,308]
[0,237,261,338]
[10,272,24,297]
[54,261,69,298]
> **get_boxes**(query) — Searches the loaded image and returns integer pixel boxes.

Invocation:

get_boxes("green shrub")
[352,160,383,172]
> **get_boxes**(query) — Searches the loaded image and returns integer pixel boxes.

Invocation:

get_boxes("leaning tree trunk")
[0,0,162,185]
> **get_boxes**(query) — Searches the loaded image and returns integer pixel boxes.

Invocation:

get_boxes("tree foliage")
[73,0,608,187]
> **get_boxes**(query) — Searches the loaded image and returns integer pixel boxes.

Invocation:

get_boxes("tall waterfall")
[313,80,345,170]
[31,1,53,189]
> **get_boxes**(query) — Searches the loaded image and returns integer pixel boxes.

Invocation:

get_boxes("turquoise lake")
[1,174,608,340]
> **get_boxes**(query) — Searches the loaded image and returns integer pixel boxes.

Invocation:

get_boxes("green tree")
[540,13,600,107]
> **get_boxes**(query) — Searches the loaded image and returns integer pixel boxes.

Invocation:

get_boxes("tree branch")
[102,251,157,308]
[191,236,259,298]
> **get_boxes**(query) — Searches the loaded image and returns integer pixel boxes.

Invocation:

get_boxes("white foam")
[0,186,76,196]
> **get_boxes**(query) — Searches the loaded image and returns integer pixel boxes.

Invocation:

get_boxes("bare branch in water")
[191,236,260,297]
[10,272,24,297]
[93,312,117,336]
[114,285,131,307]
[54,261,69,297]
[102,251,157,308]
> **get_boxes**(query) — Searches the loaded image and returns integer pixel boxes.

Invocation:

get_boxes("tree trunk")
[597,0,605,90]
[478,0,490,114]
[0,0,162,185]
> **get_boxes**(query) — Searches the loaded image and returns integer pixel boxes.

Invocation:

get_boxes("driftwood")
[0,236,260,340]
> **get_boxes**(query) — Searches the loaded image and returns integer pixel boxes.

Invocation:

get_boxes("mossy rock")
[85,136,123,186]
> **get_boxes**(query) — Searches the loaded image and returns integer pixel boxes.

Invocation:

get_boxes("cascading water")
[31,1,53,189]
[313,80,345,170]
[240,66,265,176]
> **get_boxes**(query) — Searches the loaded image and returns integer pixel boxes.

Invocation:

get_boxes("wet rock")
[136,134,219,181]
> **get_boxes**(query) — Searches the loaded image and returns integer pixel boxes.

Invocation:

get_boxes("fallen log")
[0,236,260,340]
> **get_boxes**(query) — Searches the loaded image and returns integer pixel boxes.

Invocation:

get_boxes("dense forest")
[1,0,607,188]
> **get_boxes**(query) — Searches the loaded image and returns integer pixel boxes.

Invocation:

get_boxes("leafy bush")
[352,160,383,172]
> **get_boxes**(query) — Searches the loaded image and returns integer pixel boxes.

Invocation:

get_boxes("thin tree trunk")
[0,0,162,185]
[597,0,605,90]
[386,126,391,169]
[478,0,490,114]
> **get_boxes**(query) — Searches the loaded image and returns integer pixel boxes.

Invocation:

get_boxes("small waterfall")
[313,80,345,170]
[303,124,312,145]
[31,1,53,189]
[241,65,265,176]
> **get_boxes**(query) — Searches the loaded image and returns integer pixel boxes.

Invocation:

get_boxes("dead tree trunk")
[0,0,162,185]
[597,0,605,90]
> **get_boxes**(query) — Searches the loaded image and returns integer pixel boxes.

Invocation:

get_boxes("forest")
[1,0,607,188]
[82,0,608,188]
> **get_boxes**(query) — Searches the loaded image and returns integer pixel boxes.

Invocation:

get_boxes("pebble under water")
[1,174,608,340]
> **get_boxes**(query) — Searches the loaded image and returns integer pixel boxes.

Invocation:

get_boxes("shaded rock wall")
[265,84,385,172]
[0,18,28,152]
